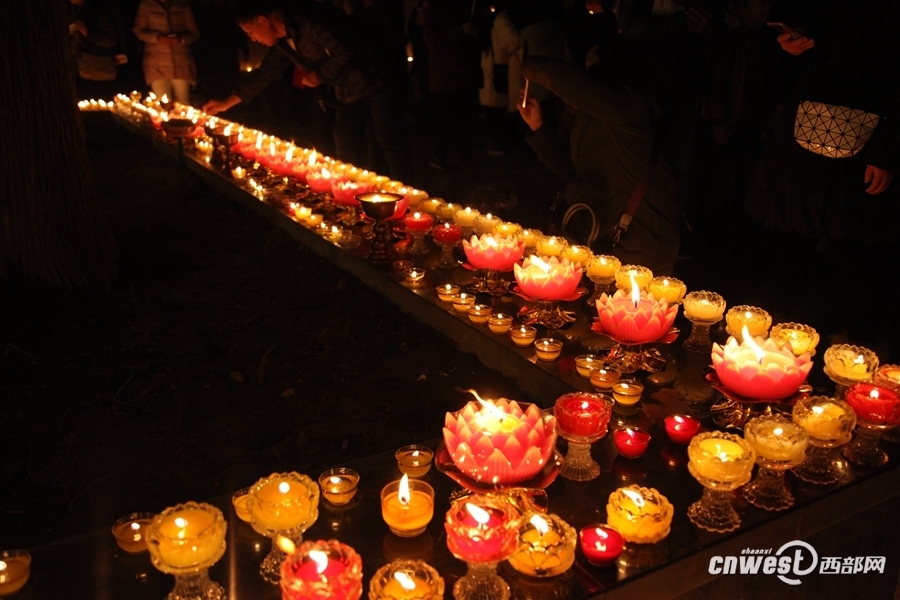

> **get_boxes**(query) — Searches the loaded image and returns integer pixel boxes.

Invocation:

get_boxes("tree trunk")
[0,0,118,291]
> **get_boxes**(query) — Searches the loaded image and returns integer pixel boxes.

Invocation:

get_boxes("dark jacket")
[235,2,378,105]
[524,56,681,273]
[421,0,483,92]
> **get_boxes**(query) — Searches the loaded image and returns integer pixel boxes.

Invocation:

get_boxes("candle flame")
[286,145,294,162]
[742,325,766,363]
[321,168,331,178]
[174,517,187,528]
[581,401,590,409]
[594,527,608,539]
[0,561,6,571]
[398,474,411,506]
[308,150,317,166]
[530,255,551,273]
[622,488,646,508]
[255,132,262,150]
[413,212,422,219]
[674,416,684,424]
[269,141,276,156]
[486,236,498,248]
[630,271,640,308]
[394,571,417,590]
[465,503,491,524]
[278,481,291,494]
[161,94,168,104]
[309,550,329,574]
[329,476,341,485]
[529,514,549,535]
[130,522,141,530]
[222,123,233,136]
[773,427,784,436]
[412,450,420,458]
[854,354,865,364]
[625,427,636,438]
[871,389,880,399]
[277,536,296,555]
[812,405,824,415]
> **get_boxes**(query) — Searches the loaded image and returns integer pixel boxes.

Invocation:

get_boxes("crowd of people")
[70,0,899,348]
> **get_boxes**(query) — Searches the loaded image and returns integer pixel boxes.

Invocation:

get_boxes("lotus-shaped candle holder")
[594,289,678,344]
[514,256,583,302]
[463,234,525,271]
[711,333,813,401]
[443,398,557,486]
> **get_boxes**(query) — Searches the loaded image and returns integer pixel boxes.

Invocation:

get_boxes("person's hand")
[865,165,893,195]
[70,20,88,36]
[202,95,241,115]
[685,7,713,36]
[778,33,814,55]
[712,127,731,146]
[461,22,477,37]
[518,96,543,132]
[301,71,321,88]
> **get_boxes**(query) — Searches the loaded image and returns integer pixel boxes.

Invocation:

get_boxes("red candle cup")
[554,393,614,441]
[579,525,624,566]
[404,211,434,232]
[445,497,519,563]
[432,222,462,244]
[280,539,363,600]
[664,415,701,444]
[613,428,651,459]
[845,383,900,426]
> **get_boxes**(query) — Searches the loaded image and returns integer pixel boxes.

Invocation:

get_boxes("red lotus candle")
[404,211,434,232]
[332,180,373,205]
[554,393,613,440]
[280,539,363,600]
[444,497,519,562]
[579,525,624,566]
[307,167,343,194]
[844,383,900,425]
[432,222,462,244]
[664,415,701,444]
[614,428,651,458]
[513,256,583,301]
[595,271,677,343]
[463,234,525,271]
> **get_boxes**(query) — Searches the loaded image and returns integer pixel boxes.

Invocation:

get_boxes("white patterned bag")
[794,101,880,158]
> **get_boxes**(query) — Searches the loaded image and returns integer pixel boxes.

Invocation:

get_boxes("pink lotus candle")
[513,256,583,301]
[442,394,557,484]
[595,271,677,343]
[332,180,374,205]
[404,211,434,232]
[463,234,525,271]
[664,415,701,444]
[579,525,624,566]
[445,497,519,562]
[307,168,344,194]
[280,539,363,600]
[711,325,813,400]
[432,222,462,244]
[614,428,650,458]
[844,383,900,425]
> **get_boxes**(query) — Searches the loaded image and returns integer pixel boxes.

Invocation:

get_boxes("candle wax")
[252,478,313,531]
[614,429,650,458]
[664,416,701,444]
[322,476,358,505]
[556,396,610,438]
[798,402,849,440]
[580,526,624,566]
[0,556,30,596]
[112,518,153,553]
[380,572,431,599]
[396,449,433,478]
[295,554,347,580]
[382,491,434,535]
[155,509,222,568]
[612,382,643,406]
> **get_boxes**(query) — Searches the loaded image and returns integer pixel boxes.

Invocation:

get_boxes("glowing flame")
[812,405,824,416]
[286,145,294,162]
[413,212,422,219]
[269,141,276,156]
[622,488,646,508]
[530,255,551,273]
[625,427,636,438]
[485,236,498,248]
[174,517,187,528]
[0,561,6,571]
[630,271,640,308]
[412,450,420,458]
[674,416,684,425]
[130,522,141,530]
[398,474,411,506]
[581,401,590,409]
[466,503,491,525]
[329,476,342,485]
[278,481,291,494]
[593,527,608,551]
[277,536,296,555]
[854,354,865,364]
[529,514,549,535]
[742,325,766,363]
[308,150,317,166]
[773,427,784,436]
[308,550,329,574]
[255,131,262,150]
[223,124,233,136]
[321,168,331,178]
[871,389,880,399]
[160,94,168,104]
[394,571,417,590]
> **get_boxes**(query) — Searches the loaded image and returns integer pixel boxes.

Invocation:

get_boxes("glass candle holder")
[681,291,726,352]
[420,197,444,214]
[146,502,228,600]
[280,539,364,600]
[613,428,650,458]
[611,380,643,406]
[579,525,623,567]
[392,260,413,278]
[305,214,324,228]
[590,367,621,392]
[534,338,563,362]
[318,469,360,506]
[792,396,856,484]
[381,475,435,537]
[770,322,820,357]
[396,445,434,478]
[574,355,602,379]
[510,325,537,347]
[686,432,755,533]
[535,235,567,257]
[369,559,444,600]
[554,392,614,481]
[742,415,809,511]
[436,284,460,303]
[248,472,320,584]
[436,201,461,223]
[404,212,433,255]
[647,276,686,304]
[507,513,577,578]
[404,268,426,288]
[474,213,502,236]
[824,344,879,398]
[614,265,652,292]
[874,364,900,391]
[725,305,772,341]
[487,313,513,335]
[232,488,251,523]
[605,485,673,544]
[0,550,31,597]
[664,415,701,444]
[520,229,542,251]
[445,495,520,600]
[112,512,155,554]
[454,207,480,237]
[561,244,593,268]
[432,223,462,269]
[467,304,492,325]
[451,293,476,314]
[842,383,900,468]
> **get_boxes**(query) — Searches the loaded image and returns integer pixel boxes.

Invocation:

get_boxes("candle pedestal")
[687,488,742,535]
[584,276,614,307]
[706,371,813,431]
[358,193,402,264]
[791,396,855,484]
[456,561,508,600]
[204,127,238,174]
[554,393,614,482]
[841,382,900,468]
[168,570,223,600]
[794,443,843,484]
[686,433,755,533]
[601,342,669,375]
[518,300,577,331]
[682,317,720,353]
[407,229,431,256]
[467,268,511,297]
[741,416,808,511]
[842,422,894,468]
[435,240,461,269]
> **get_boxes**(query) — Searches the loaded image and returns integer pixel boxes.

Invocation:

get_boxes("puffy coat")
[133,0,199,85]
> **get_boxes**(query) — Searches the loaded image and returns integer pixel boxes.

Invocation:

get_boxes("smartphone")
[767,22,802,39]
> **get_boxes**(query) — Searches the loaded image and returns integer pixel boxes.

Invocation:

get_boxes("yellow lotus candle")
[535,235,567,257]
[396,445,434,478]
[534,338,563,362]
[612,381,643,405]
[369,559,444,600]
[824,344,879,384]
[454,207,480,228]
[451,293,476,313]
[605,485,673,544]
[248,472,319,535]
[590,367,621,391]
[507,513,576,577]
[406,189,429,206]
[725,305,772,340]
[793,397,857,442]
[771,322,819,356]
[586,254,620,280]
[436,284,460,302]
[419,197,444,214]
[487,313,513,334]
[0,551,31,596]
[467,304,492,324]
[493,221,523,238]
[688,433,755,483]
[381,475,435,537]
[474,213,502,236]
[743,416,808,463]
[231,166,246,180]
[875,364,900,390]
[614,265,652,292]
[232,488,252,523]
[112,512,155,553]
[510,325,537,347]
[574,355,602,378]
[292,203,312,222]
[147,503,227,570]
[521,229,542,249]
[647,276,686,304]
[318,468,360,505]
[435,201,460,222]
[683,290,726,321]
[306,214,324,227]
[561,244,593,267]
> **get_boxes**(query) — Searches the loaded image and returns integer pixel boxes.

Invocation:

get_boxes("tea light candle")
[395,445,434,478]
[420,197,444,214]
[454,207,480,228]
[521,229,542,249]
[467,304,492,324]
[844,383,900,425]
[535,235,567,257]
[875,364,900,390]
[510,325,537,347]
[392,260,414,277]
[574,355,602,378]
[406,189,429,206]
[451,293,475,313]
[590,367,621,391]
[579,525,624,566]
[232,488,252,522]
[614,265,652,292]
[292,204,312,222]
[381,475,435,537]
[435,201,461,222]
[683,291,726,321]
[535,338,563,362]
[792,396,857,442]
[614,428,651,458]
[664,415,701,444]
[231,166,246,180]
[586,255,620,280]
[436,284,460,302]
[112,512,155,553]
[561,244,593,267]
[487,313,513,334]
[0,550,31,596]
[770,322,819,356]
[318,469,360,505]
[507,513,577,578]
[473,213,502,236]
[824,344,879,383]
[612,381,643,405]
[605,486,673,544]
[647,276,686,304]
[369,559,444,600]
[405,268,426,286]
[305,214,324,227]
[725,305,772,340]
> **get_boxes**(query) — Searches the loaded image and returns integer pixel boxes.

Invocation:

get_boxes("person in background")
[69,0,119,99]
[133,0,200,105]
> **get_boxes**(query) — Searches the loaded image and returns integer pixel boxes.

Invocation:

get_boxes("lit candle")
[688,433,755,483]
[792,396,857,442]
[725,305,772,340]
[590,367,621,391]
[317,469,360,505]
[419,197,444,214]
[0,551,31,596]
[561,244,593,267]
[824,344,879,383]
[613,428,650,458]
[435,201,461,222]
[307,168,339,194]
[231,166,246,180]
[844,383,900,425]
[534,338,563,362]
[444,498,517,562]
[611,381,643,405]
[614,265,652,292]
[493,221,523,238]
[507,513,577,577]
[647,276,686,304]
[473,213,502,236]
[579,525,624,566]
[595,273,677,343]
[404,211,434,232]
[510,325,537,347]
[682,290,726,321]
[520,229,542,249]
[231,488,252,523]
[248,473,318,535]
[454,207,480,228]
[147,503,227,569]
[487,313,513,334]
[292,204,312,222]
[281,539,363,600]
[381,475,435,537]
[743,416,808,463]
[112,512,154,553]
[535,235,567,257]
[467,304,492,324]
[554,392,613,439]
[405,268,426,286]
[574,354,602,379]
[514,255,583,301]
[586,254,620,280]
[770,322,819,356]
[605,486,673,544]
[395,445,434,478]
[305,214,324,227]
[436,284,460,302]
[432,222,462,245]
[463,233,525,271]
[874,364,900,390]
[450,293,475,313]
[369,560,444,600]
[664,415,701,444]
